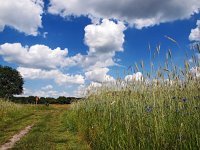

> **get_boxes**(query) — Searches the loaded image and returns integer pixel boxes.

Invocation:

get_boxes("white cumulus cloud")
[125,72,143,82]
[85,68,115,83]
[48,0,200,29]
[22,87,69,98]
[85,19,126,55]
[0,0,44,35]
[0,43,70,69]
[74,82,102,97]
[189,20,200,41]
[78,19,126,70]
[190,67,200,78]
[17,67,85,85]
[41,85,53,90]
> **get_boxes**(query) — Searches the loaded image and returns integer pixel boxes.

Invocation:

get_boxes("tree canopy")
[0,66,24,99]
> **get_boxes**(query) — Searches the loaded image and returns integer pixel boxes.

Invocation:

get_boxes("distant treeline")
[9,96,82,104]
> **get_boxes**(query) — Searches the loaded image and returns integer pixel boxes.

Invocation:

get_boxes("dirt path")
[0,105,90,150]
[0,124,33,150]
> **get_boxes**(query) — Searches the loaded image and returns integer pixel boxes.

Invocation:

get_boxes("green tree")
[0,66,24,99]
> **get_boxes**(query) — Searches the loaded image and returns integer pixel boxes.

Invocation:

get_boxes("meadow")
[0,101,89,149]
[65,44,200,149]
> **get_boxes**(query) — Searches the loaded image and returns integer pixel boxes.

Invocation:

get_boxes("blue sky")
[0,0,200,97]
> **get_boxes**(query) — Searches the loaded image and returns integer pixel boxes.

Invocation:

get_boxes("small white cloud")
[43,32,48,38]
[190,66,200,78]
[189,53,200,63]
[74,82,102,97]
[21,87,69,98]
[78,54,115,71]
[17,67,85,85]
[86,82,102,93]
[125,72,143,82]
[189,20,200,41]
[73,84,86,97]
[41,85,53,90]
[133,18,158,29]
[85,67,115,83]
[0,0,44,35]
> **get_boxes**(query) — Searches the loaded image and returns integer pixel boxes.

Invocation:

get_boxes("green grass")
[65,44,200,149]
[14,108,90,150]
[0,100,35,145]
[0,101,90,149]
[67,83,200,149]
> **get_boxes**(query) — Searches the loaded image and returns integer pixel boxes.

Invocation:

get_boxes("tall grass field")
[66,44,200,149]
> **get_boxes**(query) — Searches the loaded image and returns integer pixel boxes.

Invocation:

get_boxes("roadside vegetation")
[66,43,200,149]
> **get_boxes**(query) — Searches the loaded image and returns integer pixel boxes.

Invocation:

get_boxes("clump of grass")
[66,43,200,149]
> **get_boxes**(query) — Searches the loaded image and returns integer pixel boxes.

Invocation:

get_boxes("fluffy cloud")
[86,82,103,94]
[189,53,200,63]
[189,20,200,41]
[41,85,53,90]
[0,43,86,86]
[22,87,69,98]
[76,71,145,97]
[85,68,115,83]
[85,19,125,55]
[125,72,143,82]
[48,0,200,29]
[78,54,115,71]
[0,0,43,35]
[190,67,200,78]
[73,84,86,97]
[17,67,85,85]
[0,43,71,69]
[74,82,103,97]
[79,19,126,70]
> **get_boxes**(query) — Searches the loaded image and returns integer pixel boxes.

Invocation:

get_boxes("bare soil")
[0,124,33,150]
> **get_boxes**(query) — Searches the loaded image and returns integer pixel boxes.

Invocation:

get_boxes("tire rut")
[0,124,34,150]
